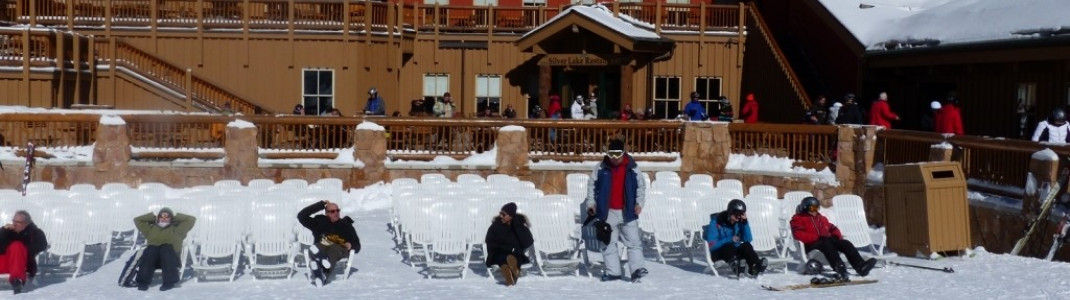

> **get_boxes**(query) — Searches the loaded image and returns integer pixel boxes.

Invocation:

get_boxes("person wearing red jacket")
[868,92,899,128]
[790,197,876,277]
[934,97,964,135]
[740,93,759,123]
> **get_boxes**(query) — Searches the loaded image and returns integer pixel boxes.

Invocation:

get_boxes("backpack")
[118,247,145,288]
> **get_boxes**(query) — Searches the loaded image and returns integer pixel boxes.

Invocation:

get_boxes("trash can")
[884,162,971,256]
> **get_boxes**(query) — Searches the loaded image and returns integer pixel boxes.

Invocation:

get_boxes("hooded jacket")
[583,154,647,222]
[705,212,752,251]
[741,94,759,123]
[0,222,48,277]
[134,212,196,255]
[298,202,362,253]
[484,214,534,267]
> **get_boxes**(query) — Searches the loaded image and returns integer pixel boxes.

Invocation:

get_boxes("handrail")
[745,5,811,110]
[6,0,733,34]
[94,39,272,115]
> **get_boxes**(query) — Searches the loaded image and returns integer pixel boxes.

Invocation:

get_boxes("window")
[473,0,497,5]
[476,75,502,116]
[423,74,450,104]
[1018,83,1036,110]
[695,77,723,119]
[302,69,334,115]
[424,0,447,4]
[652,76,681,119]
[1065,83,1070,106]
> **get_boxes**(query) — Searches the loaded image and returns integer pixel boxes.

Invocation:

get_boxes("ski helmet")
[690,91,701,100]
[727,199,746,215]
[1051,108,1067,125]
[368,87,378,96]
[800,197,821,213]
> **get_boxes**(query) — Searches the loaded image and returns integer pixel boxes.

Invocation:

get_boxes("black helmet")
[727,199,746,215]
[804,259,824,275]
[691,91,701,100]
[1051,108,1067,125]
[845,93,856,102]
[799,197,821,213]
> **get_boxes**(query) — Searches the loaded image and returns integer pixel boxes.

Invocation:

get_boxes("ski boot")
[630,268,648,283]
[748,258,769,277]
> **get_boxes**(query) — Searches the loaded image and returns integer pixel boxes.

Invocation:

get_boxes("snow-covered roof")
[522,4,661,40]
[820,0,1070,51]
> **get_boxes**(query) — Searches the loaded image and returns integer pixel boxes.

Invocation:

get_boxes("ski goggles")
[607,150,625,159]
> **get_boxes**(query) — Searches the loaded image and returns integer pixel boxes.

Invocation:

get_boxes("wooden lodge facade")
[0,0,799,122]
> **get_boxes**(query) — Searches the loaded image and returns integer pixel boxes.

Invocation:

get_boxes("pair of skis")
[1045,209,1070,261]
[762,273,878,291]
[19,142,36,196]
[1012,158,1070,256]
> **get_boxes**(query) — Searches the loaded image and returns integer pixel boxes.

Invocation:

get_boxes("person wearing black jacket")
[836,93,866,125]
[0,210,47,294]
[484,202,533,286]
[298,200,361,286]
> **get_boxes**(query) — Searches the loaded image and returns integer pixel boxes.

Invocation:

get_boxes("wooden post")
[737,1,745,68]
[88,35,97,105]
[196,0,203,66]
[654,0,661,35]
[56,31,65,108]
[150,0,158,53]
[28,0,36,27]
[243,0,250,67]
[342,0,350,69]
[22,28,31,106]
[109,35,116,107]
[74,33,82,106]
[288,0,295,67]
[698,2,705,67]
[66,0,74,30]
[185,68,193,112]
[105,0,112,36]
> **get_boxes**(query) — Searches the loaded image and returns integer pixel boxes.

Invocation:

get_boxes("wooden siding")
[647,37,741,113]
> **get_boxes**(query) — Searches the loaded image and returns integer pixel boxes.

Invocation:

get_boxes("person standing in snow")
[484,202,533,287]
[298,200,361,287]
[684,91,707,121]
[134,208,195,291]
[584,138,648,282]
[934,95,964,135]
[740,93,759,123]
[706,199,768,277]
[1032,108,1070,143]
[868,92,900,128]
[791,197,876,278]
[0,211,47,294]
[571,95,586,120]
[364,87,386,116]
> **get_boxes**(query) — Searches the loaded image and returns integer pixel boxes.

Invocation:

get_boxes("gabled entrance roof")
[516,5,674,54]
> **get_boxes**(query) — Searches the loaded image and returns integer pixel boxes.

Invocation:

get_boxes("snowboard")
[762,279,879,291]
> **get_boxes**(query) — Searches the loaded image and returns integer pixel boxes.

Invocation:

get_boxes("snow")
[930,142,952,150]
[819,0,1070,50]
[523,4,662,40]
[226,119,255,129]
[99,115,125,125]
[725,153,838,185]
[385,148,497,170]
[499,125,525,132]
[1031,148,1059,161]
[356,121,385,131]
[14,181,1070,299]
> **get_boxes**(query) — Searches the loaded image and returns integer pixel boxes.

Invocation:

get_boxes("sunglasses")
[326,209,340,213]
[607,150,624,159]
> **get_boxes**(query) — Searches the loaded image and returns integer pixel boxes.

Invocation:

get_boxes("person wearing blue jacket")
[364,87,385,116]
[706,199,767,276]
[584,138,648,282]
[683,92,707,121]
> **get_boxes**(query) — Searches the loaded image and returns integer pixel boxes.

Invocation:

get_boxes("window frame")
[652,76,682,119]
[423,73,451,103]
[475,74,503,116]
[694,76,723,119]
[301,68,335,116]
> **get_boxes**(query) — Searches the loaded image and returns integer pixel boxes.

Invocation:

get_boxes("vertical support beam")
[66,0,74,30]
[150,0,158,52]
[56,31,65,108]
[105,0,112,36]
[737,1,745,69]
[185,68,194,112]
[698,2,705,67]
[74,33,82,106]
[88,35,97,105]
[109,35,116,107]
[342,0,350,69]
[196,0,204,66]
[28,0,36,27]
[22,28,31,106]
[243,0,250,67]
[538,64,551,117]
[433,3,440,64]
[288,0,295,68]
[620,64,633,109]
[654,0,661,35]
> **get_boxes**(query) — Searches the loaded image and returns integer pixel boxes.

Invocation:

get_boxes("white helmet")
[369,87,378,95]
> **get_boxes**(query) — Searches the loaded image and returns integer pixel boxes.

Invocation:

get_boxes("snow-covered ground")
[10,184,1070,299]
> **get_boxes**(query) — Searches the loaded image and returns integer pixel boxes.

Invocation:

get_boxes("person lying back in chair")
[298,200,361,287]
[790,197,876,277]
[705,199,767,277]
[133,207,196,292]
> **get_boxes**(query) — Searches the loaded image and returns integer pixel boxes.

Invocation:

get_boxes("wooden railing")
[6,0,739,34]
[729,123,837,167]
[0,113,99,148]
[0,27,76,68]
[247,115,357,152]
[93,39,269,115]
[745,5,810,110]
[122,114,231,149]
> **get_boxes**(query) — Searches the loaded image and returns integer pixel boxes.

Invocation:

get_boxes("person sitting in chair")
[790,197,876,277]
[706,199,767,277]
[133,208,196,291]
[298,200,361,287]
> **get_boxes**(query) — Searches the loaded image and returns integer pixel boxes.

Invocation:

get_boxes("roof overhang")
[515,7,674,55]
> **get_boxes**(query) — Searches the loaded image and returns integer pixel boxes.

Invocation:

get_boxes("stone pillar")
[223,120,258,181]
[496,126,529,177]
[1024,151,1059,219]
[92,116,130,182]
[929,142,954,162]
[834,126,878,199]
[354,122,387,186]
[680,122,729,180]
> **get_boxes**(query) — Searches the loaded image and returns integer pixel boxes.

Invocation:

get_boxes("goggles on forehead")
[607,150,624,159]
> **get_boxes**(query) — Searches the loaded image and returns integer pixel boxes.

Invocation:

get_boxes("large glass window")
[695,77,723,119]
[423,73,450,103]
[302,69,334,115]
[652,76,681,119]
[476,75,502,116]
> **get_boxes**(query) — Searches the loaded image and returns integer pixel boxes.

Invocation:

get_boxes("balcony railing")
[7,0,741,34]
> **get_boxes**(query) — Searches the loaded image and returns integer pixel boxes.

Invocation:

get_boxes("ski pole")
[888,261,954,273]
